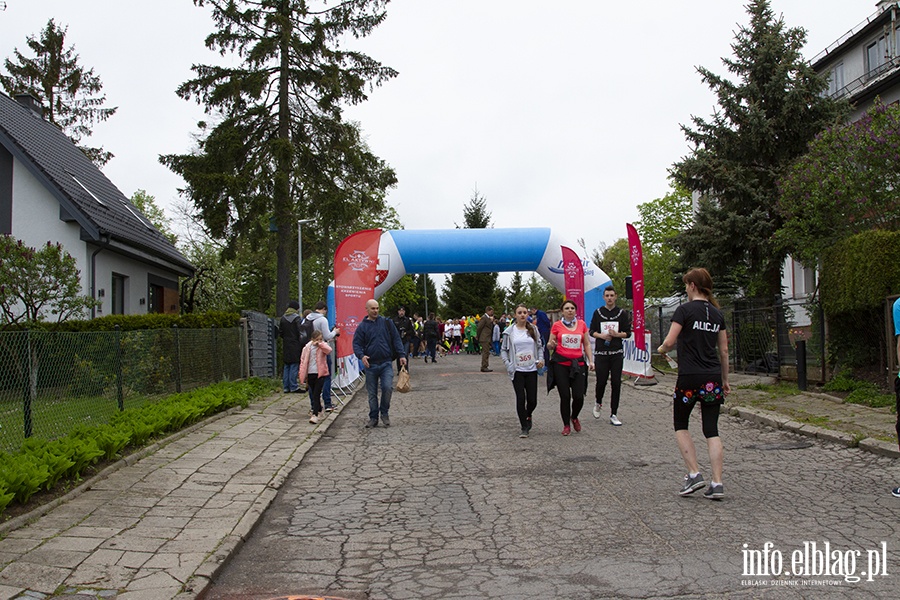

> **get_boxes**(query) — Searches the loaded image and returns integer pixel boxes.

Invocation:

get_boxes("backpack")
[298,317,315,348]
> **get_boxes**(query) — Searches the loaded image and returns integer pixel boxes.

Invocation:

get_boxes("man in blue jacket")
[353,299,407,428]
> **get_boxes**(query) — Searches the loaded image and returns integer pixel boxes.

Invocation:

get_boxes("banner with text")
[333,229,382,385]
[626,223,646,351]
[623,333,653,378]
[561,245,585,321]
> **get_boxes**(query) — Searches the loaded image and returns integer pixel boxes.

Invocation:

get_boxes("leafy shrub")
[0,378,275,518]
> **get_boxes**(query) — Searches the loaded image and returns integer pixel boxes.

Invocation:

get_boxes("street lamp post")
[297,218,315,309]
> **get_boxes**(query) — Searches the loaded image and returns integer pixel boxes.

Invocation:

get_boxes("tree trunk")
[273,4,294,314]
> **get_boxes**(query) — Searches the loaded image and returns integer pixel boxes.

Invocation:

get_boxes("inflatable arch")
[327,227,612,320]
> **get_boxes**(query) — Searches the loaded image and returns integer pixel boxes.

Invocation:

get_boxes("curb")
[727,405,900,458]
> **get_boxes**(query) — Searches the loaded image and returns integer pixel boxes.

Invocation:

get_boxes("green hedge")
[820,230,900,371]
[0,378,276,517]
[821,229,900,315]
[11,311,243,332]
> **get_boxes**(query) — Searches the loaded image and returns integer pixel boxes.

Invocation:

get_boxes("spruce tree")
[670,0,846,302]
[160,0,397,314]
[1,19,117,166]
[441,191,500,316]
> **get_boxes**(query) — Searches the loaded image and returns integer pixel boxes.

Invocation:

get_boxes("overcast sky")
[0,0,880,271]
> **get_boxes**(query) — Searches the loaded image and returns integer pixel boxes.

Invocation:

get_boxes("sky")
[0,0,881,278]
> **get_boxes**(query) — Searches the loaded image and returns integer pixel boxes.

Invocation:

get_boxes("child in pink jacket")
[300,329,332,424]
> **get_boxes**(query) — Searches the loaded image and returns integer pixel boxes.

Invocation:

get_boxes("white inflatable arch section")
[327,227,611,318]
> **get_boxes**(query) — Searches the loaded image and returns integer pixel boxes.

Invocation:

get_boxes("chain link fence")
[0,326,246,454]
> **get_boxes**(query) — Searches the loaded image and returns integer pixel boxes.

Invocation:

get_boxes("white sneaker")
[592,403,602,419]
[309,414,319,424]
[610,414,622,426]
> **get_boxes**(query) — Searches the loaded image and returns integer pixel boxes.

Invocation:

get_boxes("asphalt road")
[204,353,900,599]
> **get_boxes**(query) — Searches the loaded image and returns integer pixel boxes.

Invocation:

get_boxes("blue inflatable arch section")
[327,227,612,322]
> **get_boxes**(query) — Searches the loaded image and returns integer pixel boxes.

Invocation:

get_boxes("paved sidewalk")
[0,390,345,600]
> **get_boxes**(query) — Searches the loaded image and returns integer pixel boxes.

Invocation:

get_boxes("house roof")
[0,92,194,276]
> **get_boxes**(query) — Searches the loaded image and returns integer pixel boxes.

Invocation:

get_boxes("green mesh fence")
[0,327,245,453]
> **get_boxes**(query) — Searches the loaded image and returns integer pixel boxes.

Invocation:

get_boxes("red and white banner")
[626,224,646,351]
[334,229,382,378]
[560,245,585,321]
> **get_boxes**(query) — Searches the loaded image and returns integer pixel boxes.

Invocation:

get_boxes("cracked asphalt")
[205,354,900,599]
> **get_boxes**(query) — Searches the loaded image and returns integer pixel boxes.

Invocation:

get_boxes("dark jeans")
[282,362,299,392]
[365,361,394,421]
[595,352,624,415]
[512,370,538,430]
[322,354,333,409]
[553,362,586,426]
[425,338,437,361]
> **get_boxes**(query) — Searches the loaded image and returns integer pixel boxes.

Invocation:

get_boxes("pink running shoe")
[562,425,571,436]
[572,418,581,432]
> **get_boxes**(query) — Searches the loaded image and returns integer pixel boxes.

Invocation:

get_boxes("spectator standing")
[530,306,552,361]
[278,300,303,393]
[392,307,414,373]
[501,304,545,438]
[492,318,501,356]
[546,300,594,435]
[891,297,900,498]
[477,306,495,372]
[354,299,407,428]
[423,313,440,363]
[589,287,632,426]
[304,300,340,412]
[658,268,730,500]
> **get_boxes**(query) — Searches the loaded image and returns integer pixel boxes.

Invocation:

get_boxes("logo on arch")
[344,250,376,272]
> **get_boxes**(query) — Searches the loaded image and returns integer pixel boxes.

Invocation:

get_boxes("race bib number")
[515,350,534,367]
[561,333,581,350]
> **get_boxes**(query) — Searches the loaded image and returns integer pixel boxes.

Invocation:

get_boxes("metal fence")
[0,326,246,454]
[645,299,827,383]
[242,310,277,378]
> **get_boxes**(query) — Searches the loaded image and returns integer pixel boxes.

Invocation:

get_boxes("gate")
[241,311,277,378]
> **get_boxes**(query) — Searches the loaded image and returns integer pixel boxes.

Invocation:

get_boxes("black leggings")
[512,370,538,429]
[553,362,586,426]
[595,352,624,414]
[673,400,721,438]
[308,374,325,414]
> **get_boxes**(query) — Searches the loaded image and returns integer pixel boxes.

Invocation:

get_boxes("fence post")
[173,325,182,393]
[115,325,124,411]
[23,329,32,439]
[796,340,807,391]
[212,325,219,382]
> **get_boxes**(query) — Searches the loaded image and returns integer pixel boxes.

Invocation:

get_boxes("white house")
[781,1,900,325]
[0,92,193,317]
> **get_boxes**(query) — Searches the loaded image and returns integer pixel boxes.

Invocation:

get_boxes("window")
[111,274,126,315]
[867,36,888,76]
[791,259,816,299]
[827,63,845,96]
[148,283,165,314]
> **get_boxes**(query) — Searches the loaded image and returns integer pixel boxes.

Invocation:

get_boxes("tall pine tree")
[670,0,846,302]
[161,0,397,314]
[1,19,117,166]
[441,191,500,316]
